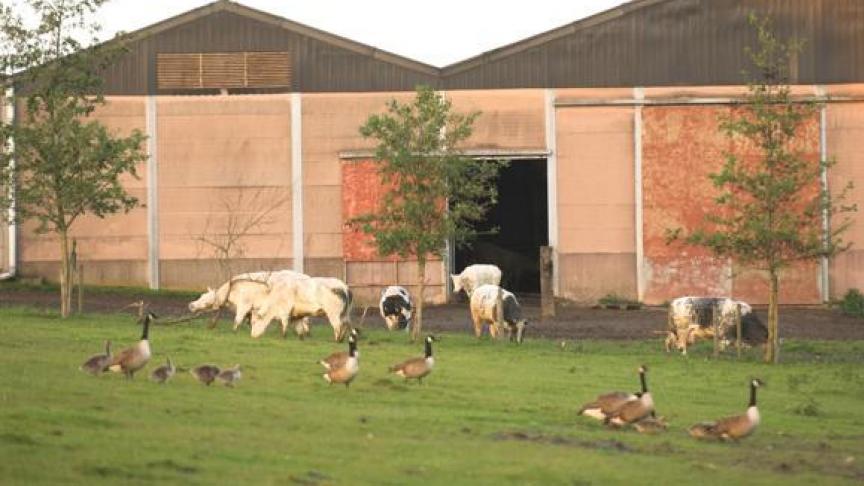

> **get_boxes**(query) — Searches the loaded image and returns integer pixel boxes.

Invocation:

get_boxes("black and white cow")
[666,296,767,354]
[379,286,412,331]
[469,284,528,343]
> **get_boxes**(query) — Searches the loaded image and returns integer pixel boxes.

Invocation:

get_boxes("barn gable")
[100,0,440,95]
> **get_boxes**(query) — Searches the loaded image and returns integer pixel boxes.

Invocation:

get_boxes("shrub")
[839,289,864,318]
[598,294,642,310]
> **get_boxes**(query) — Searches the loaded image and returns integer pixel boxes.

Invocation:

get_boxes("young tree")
[0,0,147,317]
[351,85,503,341]
[675,14,855,363]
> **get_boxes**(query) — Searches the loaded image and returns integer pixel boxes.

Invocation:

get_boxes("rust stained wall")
[642,105,821,304]
[18,97,149,285]
[157,94,293,286]
[341,159,396,262]
[301,92,414,270]
[446,89,545,150]
[556,104,636,302]
[340,158,444,305]
[828,101,864,297]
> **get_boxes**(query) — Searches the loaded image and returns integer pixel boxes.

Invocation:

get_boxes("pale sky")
[88,0,628,67]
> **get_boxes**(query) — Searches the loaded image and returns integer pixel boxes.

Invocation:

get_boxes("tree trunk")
[765,271,780,363]
[412,258,426,342]
[59,230,71,318]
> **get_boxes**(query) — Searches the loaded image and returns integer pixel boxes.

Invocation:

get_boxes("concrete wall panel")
[828,102,864,296]
[556,106,635,255]
[559,253,637,304]
[17,97,149,284]
[157,95,293,265]
[447,89,545,150]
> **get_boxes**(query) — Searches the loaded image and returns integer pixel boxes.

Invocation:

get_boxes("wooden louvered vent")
[157,51,291,89]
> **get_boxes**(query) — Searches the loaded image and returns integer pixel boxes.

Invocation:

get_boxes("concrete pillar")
[146,95,159,289]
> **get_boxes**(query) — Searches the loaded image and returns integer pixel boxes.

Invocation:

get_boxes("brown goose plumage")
[578,365,647,420]
[604,365,654,426]
[108,312,156,379]
[150,357,176,384]
[389,335,435,384]
[191,365,221,386]
[80,340,112,375]
[217,364,243,387]
[319,329,360,370]
[690,379,764,441]
[323,335,359,388]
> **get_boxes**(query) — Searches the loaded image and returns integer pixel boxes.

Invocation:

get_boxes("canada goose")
[80,340,112,375]
[689,378,764,441]
[604,365,654,426]
[633,415,668,434]
[389,335,435,384]
[319,328,360,370]
[577,365,646,420]
[323,335,359,388]
[190,365,221,386]
[217,364,243,387]
[108,311,156,379]
[150,357,176,384]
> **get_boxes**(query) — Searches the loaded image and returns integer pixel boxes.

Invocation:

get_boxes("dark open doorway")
[455,159,548,294]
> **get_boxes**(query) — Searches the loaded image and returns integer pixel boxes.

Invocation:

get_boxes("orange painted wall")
[641,104,821,304]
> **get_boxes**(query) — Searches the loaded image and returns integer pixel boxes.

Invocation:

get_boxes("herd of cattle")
[186,264,770,353]
[187,263,530,343]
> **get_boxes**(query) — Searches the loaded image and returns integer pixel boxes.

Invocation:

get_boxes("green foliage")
[671,14,856,363]
[350,85,503,339]
[597,293,642,310]
[351,85,502,261]
[685,14,855,271]
[0,1,147,316]
[839,288,864,318]
[1,309,864,484]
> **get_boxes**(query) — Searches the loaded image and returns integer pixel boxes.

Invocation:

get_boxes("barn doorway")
[454,158,548,294]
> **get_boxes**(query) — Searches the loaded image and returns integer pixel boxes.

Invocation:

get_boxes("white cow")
[469,284,528,343]
[251,277,353,341]
[451,264,502,297]
[188,270,309,333]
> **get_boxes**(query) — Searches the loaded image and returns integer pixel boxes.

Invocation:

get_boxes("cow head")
[188,287,218,313]
[450,274,464,294]
[250,312,272,338]
[294,318,310,339]
[511,320,527,344]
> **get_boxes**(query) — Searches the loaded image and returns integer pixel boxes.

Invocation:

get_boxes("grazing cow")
[451,264,502,298]
[469,284,528,343]
[665,296,767,355]
[251,277,353,341]
[380,286,412,331]
[188,270,309,333]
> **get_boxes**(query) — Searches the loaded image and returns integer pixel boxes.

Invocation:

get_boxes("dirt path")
[2,286,863,340]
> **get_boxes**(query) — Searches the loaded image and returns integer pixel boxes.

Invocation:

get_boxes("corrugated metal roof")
[95,0,864,94]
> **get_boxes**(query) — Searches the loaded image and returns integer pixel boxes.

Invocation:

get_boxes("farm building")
[1,0,863,305]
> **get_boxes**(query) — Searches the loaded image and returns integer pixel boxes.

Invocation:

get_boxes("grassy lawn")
[1,306,863,485]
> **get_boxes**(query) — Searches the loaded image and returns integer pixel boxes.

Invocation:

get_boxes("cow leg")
[471,314,483,339]
[233,302,252,331]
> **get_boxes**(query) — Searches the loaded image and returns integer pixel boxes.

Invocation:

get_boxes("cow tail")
[495,287,504,328]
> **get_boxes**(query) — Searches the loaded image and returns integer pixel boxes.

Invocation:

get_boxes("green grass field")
[1,306,863,485]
